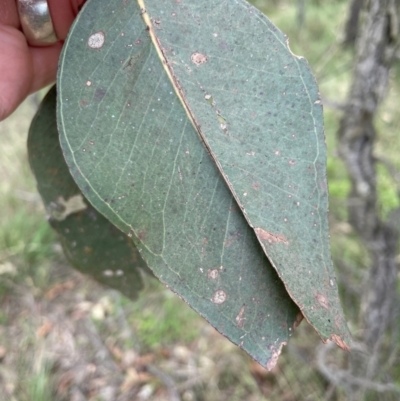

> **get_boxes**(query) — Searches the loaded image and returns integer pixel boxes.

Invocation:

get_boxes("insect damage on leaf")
[47,194,87,221]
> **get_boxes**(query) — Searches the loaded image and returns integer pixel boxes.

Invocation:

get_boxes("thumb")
[0,0,86,121]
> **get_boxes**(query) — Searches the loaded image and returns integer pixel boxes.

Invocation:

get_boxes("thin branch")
[338,0,400,351]
[316,343,400,394]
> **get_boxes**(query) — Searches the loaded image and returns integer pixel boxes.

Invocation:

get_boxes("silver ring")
[17,0,58,47]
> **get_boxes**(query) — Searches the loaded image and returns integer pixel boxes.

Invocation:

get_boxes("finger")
[29,42,63,93]
[0,26,32,121]
[0,0,86,121]
[49,0,86,40]
[0,0,19,27]
[0,25,62,121]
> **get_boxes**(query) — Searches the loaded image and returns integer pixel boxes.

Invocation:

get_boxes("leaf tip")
[266,342,287,371]
[330,334,351,352]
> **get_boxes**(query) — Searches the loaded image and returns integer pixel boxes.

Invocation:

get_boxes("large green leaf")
[138,0,351,349]
[28,86,150,300]
[57,0,302,369]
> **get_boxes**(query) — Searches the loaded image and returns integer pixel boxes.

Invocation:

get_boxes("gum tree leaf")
[140,0,351,350]
[57,0,301,369]
[28,86,150,300]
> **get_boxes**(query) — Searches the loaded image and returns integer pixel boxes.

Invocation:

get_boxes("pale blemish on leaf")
[204,94,215,106]
[207,269,219,279]
[266,342,286,371]
[211,290,227,304]
[316,292,330,310]
[47,194,87,221]
[254,228,288,245]
[235,306,246,328]
[87,31,105,49]
[191,52,208,66]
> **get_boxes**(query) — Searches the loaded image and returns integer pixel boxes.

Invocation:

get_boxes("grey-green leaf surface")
[28,86,149,300]
[140,0,351,350]
[57,0,301,369]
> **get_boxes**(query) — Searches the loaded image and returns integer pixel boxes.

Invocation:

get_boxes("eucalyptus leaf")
[28,86,150,300]
[57,0,302,369]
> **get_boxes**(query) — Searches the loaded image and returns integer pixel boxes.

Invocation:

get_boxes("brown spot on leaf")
[316,292,330,310]
[229,204,239,212]
[254,228,288,245]
[224,239,232,247]
[191,52,208,66]
[235,306,246,328]
[330,334,350,352]
[138,230,147,241]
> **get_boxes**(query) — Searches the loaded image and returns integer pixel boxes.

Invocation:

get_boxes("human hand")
[0,0,86,121]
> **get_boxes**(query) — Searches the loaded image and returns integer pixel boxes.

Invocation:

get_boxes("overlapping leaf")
[138,0,351,349]
[28,86,150,300]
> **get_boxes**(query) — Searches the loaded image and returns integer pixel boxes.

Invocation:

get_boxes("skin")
[0,0,86,121]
